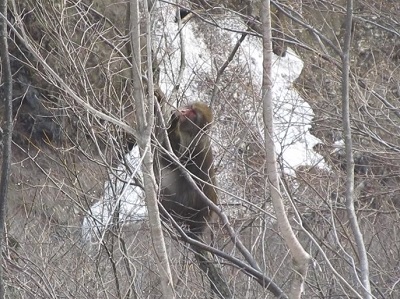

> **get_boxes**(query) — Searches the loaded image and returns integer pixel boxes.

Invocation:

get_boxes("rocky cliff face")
[292,1,400,207]
[4,0,137,227]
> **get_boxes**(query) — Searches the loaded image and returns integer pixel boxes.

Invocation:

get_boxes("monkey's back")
[160,153,216,235]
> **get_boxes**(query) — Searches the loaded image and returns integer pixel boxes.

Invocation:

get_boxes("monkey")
[157,101,217,236]
[155,102,232,298]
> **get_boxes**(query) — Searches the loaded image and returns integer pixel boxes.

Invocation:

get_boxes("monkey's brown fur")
[159,102,216,236]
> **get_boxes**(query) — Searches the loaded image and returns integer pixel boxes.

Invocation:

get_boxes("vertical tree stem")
[0,1,13,297]
[341,0,372,298]
[261,0,310,298]
[129,1,175,298]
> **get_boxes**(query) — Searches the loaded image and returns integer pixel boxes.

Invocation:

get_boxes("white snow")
[81,146,146,243]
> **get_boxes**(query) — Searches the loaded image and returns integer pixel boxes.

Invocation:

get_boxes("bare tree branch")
[261,1,310,298]
[210,33,247,106]
[341,1,372,298]
[0,2,13,297]
[129,1,175,298]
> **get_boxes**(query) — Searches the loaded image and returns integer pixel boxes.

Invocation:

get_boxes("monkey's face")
[173,102,213,136]
[171,110,198,138]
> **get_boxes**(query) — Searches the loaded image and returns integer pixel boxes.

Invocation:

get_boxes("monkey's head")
[169,102,213,149]
[172,102,213,134]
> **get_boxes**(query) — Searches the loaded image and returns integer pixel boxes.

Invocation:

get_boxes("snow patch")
[82,146,146,243]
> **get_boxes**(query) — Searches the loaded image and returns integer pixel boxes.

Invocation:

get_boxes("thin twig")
[210,33,247,106]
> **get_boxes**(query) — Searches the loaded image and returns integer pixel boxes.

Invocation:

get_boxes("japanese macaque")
[158,102,216,236]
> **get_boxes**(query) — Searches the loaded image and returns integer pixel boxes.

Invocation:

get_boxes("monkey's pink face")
[174,107,199,135]
[178,107,197,123]
[171,102,213,137]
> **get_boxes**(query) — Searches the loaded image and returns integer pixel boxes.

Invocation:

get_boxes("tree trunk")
[341,1,371,298]
[0,1,13,297]
[129,1,175,298]
[260,0,310,298]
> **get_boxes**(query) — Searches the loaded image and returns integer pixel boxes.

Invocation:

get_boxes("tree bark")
[260,1,310,298]
[341,1,372,298]
[0,1,13,297]
[129,1,175,298]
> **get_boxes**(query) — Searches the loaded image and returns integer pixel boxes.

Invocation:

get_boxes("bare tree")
[260,0,310,298]
[129,1,175,298]
[341,0,371,298]
[0,1,12,297]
